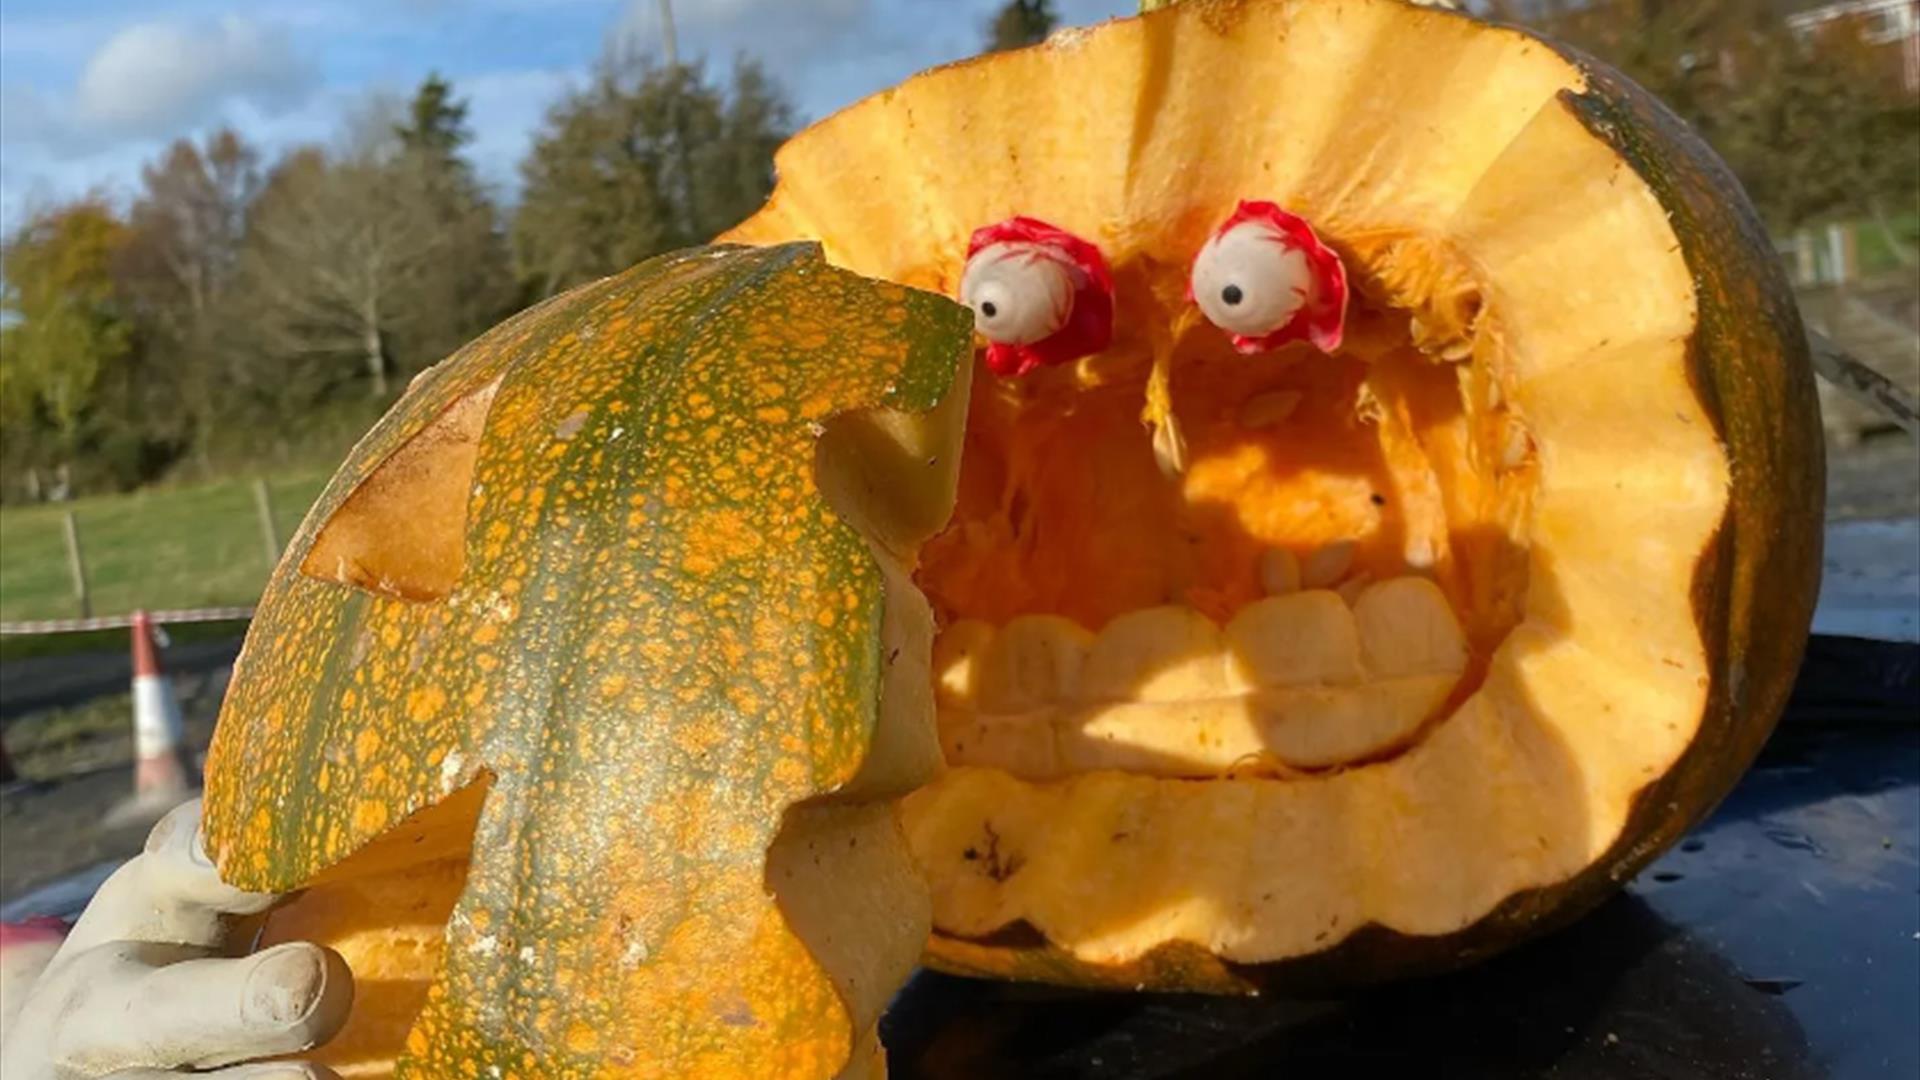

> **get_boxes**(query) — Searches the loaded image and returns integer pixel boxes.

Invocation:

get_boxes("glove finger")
[105,1063,342,1079]
[55,942,352,1075]
[62,800,279,957]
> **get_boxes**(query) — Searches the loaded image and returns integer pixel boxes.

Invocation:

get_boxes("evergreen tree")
[986,0,1056,51]
[514,56,797,297]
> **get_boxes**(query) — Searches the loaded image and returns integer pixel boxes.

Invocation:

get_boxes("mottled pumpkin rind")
[203,243,974,1076]
[916,24,1823,992]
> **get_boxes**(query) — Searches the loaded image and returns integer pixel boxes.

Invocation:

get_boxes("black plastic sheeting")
[884,643,1920,1080]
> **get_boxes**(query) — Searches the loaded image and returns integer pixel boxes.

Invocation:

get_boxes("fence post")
[61,510,90,618]
[252,477,281,568]
[1794,228,1817,285]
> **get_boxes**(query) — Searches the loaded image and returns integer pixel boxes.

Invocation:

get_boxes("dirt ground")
[0,437,1915,914]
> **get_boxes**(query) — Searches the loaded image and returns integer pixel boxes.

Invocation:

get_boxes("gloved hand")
[0,799,352,1079]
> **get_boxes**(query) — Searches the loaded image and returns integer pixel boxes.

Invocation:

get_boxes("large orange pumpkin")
[203,0,1824,1073]
[721,0,1822,990]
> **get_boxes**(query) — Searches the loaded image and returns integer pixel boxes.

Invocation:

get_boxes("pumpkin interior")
[724,0,1732,970]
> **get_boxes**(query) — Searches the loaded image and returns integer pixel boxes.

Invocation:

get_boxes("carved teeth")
[932,619,995,708]
[938,711,1058,777]
[1351,576,1467,678]
[932,572,1470,780]
[1080,605,1229,703]
[975,615,1093,714]
[1301,540,1355,589]
[1335,572,1374,606]
[1226,591,1364,687]
[1058,700,1260,777]
[1258,548,1301,595]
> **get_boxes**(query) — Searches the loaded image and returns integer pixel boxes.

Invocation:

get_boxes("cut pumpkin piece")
[730,0,1821,990]
[202,245,974,1078]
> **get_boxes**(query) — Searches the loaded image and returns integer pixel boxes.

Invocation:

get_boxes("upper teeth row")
[932,576,1470,780]
[935,575,1467,714]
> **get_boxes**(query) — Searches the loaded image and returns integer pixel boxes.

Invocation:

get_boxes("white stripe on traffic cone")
[108,611,198,825]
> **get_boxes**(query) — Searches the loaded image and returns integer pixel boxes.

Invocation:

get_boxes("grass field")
[0,474,329,623]
[1854,212,1920,276]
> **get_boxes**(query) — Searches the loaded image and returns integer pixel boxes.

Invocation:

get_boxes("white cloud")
[73,16,319,141]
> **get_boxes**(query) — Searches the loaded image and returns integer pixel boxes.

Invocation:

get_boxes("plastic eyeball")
[960,242,1075,346]
[1190,220,1316,339]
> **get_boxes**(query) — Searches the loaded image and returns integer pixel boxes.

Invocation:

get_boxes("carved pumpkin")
[723,0,1822,990]
[206,0,1825,1072]
[202,244,973,1078]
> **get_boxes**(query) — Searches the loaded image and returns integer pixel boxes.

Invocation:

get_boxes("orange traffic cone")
[106,611,198,826]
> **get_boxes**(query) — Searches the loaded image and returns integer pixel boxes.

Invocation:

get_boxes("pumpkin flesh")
[723,0,1819,987]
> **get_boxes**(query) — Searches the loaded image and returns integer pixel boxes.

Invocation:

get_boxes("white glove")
[0,799,352,1079]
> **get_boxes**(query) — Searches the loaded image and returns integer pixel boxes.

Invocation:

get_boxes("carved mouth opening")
[914,271,1535,782]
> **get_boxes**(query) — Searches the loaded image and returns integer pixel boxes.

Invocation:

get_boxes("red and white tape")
[0,606,254,637]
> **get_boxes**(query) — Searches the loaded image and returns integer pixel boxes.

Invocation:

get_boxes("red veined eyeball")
[961,216,1114,377]
[1190,201,1349,354]
[960,241,1074,347]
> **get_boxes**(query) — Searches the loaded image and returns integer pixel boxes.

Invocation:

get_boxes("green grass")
[1851,212,1919,276]
[0,474,329,623]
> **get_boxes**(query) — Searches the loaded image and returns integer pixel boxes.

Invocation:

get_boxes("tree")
[513,56,796,297]
[123,131,258,325]
[231,75,516,408]
[0,198,152,497]
[1498,0,1920,235]
[394,72,470,163]
[1712,24,1920,242]
[387,74,519,372]
[986,0,1056,52]
[234,148,439,400]
[118,130,262,458]
[0,200,133,444]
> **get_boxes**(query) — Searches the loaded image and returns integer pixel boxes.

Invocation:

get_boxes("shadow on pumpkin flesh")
[257,782,485,1078]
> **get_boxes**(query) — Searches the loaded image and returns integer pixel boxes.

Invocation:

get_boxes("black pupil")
[980,300,999,318]
[1221,284,1244,306]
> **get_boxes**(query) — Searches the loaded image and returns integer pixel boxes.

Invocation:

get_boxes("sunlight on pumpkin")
[722,0,1752,978]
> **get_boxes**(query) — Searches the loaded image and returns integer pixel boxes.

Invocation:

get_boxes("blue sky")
[0,0,1131,227]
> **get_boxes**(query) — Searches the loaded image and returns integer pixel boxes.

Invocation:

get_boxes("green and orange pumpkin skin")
[202,243,973,1079]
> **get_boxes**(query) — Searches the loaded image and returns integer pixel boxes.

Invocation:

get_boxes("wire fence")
[0,474,326,628]
[0,607,256,638]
